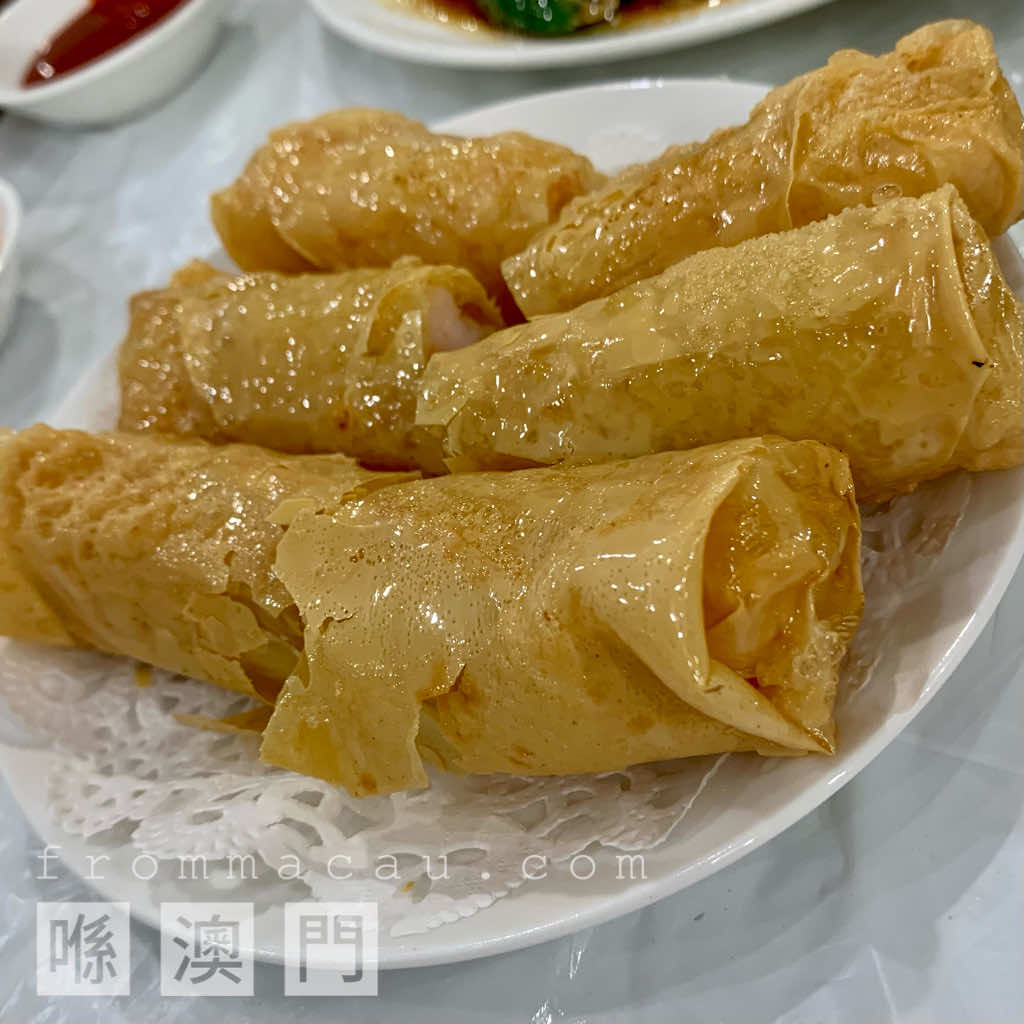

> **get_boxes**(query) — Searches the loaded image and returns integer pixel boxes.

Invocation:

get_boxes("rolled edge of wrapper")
[209,153,316,275]
[785,20,1024,238]
[947,193,1024,473]
[892,20,1023,237]
[582,440,862,758]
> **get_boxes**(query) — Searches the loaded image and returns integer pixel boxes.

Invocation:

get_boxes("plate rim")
[307,0,838,69]
[2,76,1023,971]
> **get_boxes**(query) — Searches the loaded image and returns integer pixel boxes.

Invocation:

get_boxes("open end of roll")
[697,445,862,752]
[423,287,499,356]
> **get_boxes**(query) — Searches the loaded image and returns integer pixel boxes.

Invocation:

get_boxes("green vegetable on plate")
[474,0,622,36]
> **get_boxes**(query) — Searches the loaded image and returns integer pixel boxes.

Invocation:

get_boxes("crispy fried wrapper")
[0,427,413,702]
[420,187,1023,503]
[262,438,863,796]
[118,259,502,472]
[505,20,1024,316]
[0,428,74,648]
[210,108,604,314]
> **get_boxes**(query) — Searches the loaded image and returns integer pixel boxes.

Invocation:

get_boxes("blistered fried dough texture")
[421,187,1023,503]
[210,108,604,311]
[0,428,74,648]
[504,20,1023,316]
[118,259,502,472]
[0,427,410,702]
[262,438,863,796]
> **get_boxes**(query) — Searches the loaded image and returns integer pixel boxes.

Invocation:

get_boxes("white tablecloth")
[1,1,1023,1019]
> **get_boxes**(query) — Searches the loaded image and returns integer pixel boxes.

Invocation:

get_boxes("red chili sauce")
[22,0,193,87]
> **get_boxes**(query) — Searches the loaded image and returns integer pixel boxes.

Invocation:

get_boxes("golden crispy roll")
[262,438,862,795]
[0,427,411,702]
[210,108,605,313]
[505,20,1024,316]
[420,187,1023,503]
[118,259,502,472]
[0,430,861,794]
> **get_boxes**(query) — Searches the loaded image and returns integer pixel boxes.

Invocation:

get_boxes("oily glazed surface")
[211,107,604,313]
[119,259,501,472]
[504,20,1024,316]
[263,438,862,796]
[421,187,1024,502]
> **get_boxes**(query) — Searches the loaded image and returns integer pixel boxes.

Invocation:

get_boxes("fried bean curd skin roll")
[210,107,605,314]
[0,427,413,702]
[262,438,863,796]
[118,259,502,473]
[421,187,1023,503]
[505,20,1024,316]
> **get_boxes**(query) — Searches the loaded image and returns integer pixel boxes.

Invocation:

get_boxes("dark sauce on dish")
[22,0,194,87]
[396,0,732,35]
[421,0,481,22]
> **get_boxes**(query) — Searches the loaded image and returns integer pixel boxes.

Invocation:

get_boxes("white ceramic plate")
[0,177,20,348]
[308,0,837,69]
[0,0,227,126]
[2,79,1023,969]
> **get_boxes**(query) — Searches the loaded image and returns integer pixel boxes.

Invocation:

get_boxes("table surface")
[1,0,1022,1020]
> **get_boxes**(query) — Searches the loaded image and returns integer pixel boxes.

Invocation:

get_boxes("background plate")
[308,0,837,69]
[1,79,1023,969]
